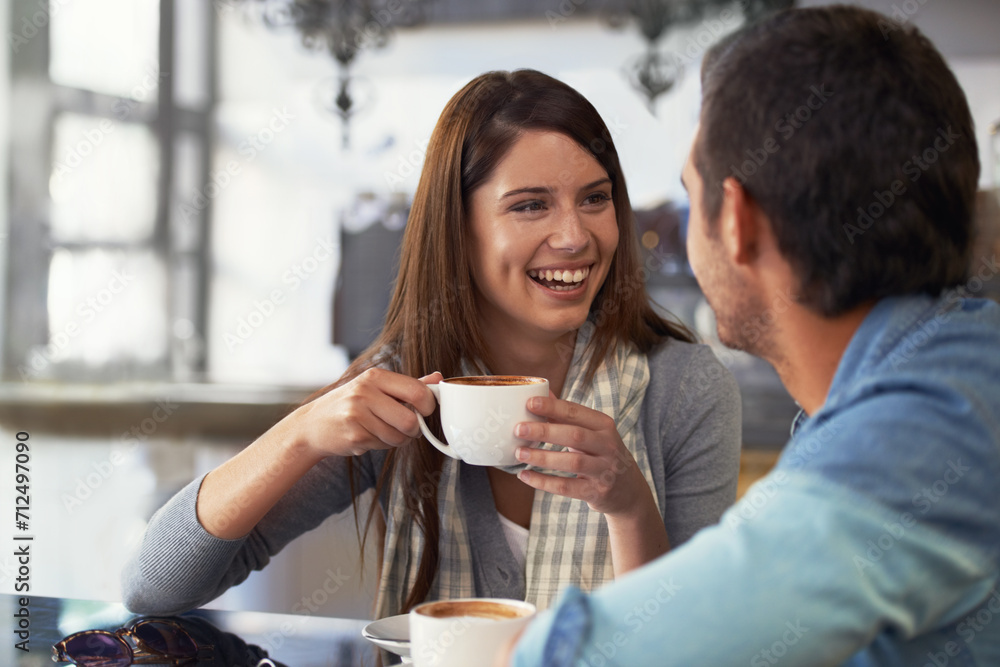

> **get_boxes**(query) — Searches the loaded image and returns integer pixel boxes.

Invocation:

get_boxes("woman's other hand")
[512,395,648,517]
[289,368,442,460]
[512,394,670,573]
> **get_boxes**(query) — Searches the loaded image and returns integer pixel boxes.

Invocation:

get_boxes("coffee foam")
[446,375,545,387]
[417,600,532,621]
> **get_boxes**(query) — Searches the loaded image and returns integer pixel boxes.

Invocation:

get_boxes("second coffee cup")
[410,597,536,667]
[415,375,548,466]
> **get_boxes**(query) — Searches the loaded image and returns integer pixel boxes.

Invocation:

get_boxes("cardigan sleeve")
[121,450,383,615]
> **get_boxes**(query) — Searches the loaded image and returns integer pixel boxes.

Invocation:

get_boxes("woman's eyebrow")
[499,178,611,202]
[500,186,551,201]
[578,178,612,192]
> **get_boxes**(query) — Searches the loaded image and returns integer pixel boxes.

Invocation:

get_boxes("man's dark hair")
[695,5,980,316]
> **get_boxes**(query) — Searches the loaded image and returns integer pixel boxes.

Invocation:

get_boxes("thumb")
[413,372,442,416]
[420,371,443,385]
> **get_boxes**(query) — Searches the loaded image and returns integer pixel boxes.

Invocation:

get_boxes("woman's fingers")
[515,418,613,456]
[299,368,442,456]
[322,393,410,454]
[516,467,590,502]
[357,367,440,416]
[512,395,644,515]
[524,395,615,432]
[515,446,603,477]
[517,447,642,515]
[354,369,442,443]
[367,394,424,443]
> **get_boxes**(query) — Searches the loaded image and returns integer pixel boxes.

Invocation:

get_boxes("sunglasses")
[52,618,215,666]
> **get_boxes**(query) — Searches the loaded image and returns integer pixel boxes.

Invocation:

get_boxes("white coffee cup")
[409,598,536,667]
[415,375,548,467]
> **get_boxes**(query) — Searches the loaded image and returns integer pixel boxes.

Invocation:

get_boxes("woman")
[122,69,741,622]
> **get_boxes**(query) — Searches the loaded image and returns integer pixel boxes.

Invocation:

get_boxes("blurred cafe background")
[0,0,998,621]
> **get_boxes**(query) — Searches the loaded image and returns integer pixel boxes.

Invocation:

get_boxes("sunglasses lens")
[132,621,197,657]
[61,632,132,667]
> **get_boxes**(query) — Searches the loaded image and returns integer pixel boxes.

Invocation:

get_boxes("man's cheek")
[687,237,706,284]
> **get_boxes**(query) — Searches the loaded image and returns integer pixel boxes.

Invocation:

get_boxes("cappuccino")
[410,597,537,667]
[416,599,533,621]
[446,375,545,387]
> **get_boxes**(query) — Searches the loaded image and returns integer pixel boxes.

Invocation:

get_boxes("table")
[0,594,379,666]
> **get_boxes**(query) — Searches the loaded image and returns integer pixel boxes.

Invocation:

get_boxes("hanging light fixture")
[228,0,795,135]
[608,0,795,113]
[229,0,435,148]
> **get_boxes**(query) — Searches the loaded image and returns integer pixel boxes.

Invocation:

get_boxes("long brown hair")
[313,69,693,613]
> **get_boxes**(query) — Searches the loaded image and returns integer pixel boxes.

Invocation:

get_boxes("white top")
[497,512,529,571]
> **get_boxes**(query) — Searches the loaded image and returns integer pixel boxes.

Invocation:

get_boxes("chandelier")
[226,0,795,141]
[228,0,435,148]
[608,0,796,112]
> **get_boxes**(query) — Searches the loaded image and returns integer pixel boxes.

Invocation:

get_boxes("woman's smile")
[528,264,591,289]
[527,263,592,294]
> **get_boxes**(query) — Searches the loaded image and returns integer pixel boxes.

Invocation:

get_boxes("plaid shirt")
[375,320,656,618]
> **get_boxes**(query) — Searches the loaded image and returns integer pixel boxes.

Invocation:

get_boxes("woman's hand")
[289,368,442,460]
[196,369,441,540]
[512,394,670,573]
[512,395,649,517]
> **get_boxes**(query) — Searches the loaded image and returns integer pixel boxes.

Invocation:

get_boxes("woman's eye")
[512,200,545,213]
[583,193,612,206]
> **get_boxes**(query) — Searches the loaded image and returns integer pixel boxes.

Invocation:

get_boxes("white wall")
[951,59,1000,188]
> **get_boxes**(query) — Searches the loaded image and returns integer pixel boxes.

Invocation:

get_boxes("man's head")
[686,5,979,340]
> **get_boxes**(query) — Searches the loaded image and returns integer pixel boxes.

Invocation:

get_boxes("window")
[4,0,215,383]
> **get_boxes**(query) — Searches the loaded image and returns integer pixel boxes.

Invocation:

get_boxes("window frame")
[2,0,217,384]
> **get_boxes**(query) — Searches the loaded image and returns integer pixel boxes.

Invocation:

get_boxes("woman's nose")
[548,208,590,253]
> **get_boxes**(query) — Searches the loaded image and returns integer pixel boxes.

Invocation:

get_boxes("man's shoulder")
[830,295,1000,405]
[781,297,1000,537]
[796,295,1000,453]
[866,295,1000,375]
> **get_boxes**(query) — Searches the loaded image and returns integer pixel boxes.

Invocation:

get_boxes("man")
[505,5,1000,666]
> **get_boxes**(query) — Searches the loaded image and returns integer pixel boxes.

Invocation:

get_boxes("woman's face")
[466,130,620,344]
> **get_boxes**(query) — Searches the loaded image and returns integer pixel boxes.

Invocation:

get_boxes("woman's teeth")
[528,266,590,291]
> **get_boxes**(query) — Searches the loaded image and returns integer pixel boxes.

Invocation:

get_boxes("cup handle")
[415,384,461,460]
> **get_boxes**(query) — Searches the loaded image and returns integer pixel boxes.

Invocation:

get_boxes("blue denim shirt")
[513,294,1000,666]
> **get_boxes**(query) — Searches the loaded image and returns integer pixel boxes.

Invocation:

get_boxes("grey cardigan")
[122,340,742,616]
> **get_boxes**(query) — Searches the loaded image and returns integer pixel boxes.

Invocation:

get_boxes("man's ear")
[719,176,760,266]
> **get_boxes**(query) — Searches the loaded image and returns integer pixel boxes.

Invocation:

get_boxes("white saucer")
[362,614,411,660]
